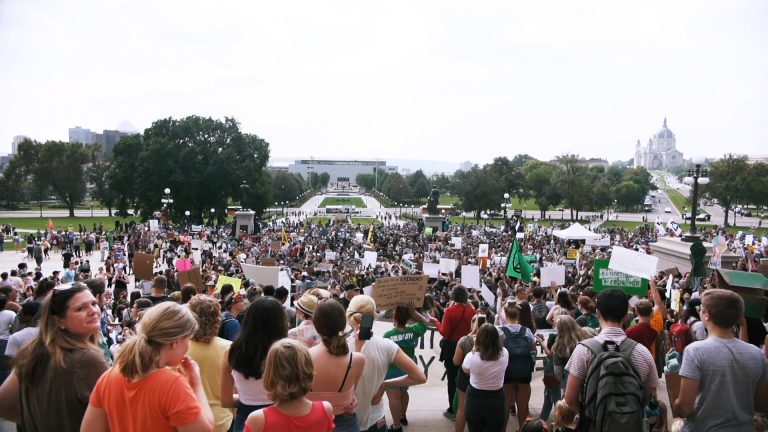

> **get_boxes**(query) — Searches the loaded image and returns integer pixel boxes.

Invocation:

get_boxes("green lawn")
[664,188,690,213]
[0,216,140,232]
[318,197,366,208]
[438,195,540,211]
[306,217,380,225]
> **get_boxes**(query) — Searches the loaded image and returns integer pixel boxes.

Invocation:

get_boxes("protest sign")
[425,227,433,235]
[270,241,281,251]
[191,225,203,232]
[423,263,439,278]
[371,275,428,310]
[363,251,378,268]
[317,263,334,272]
[516,232,525,239]
[149,219,159,232]
[566,248,578,259]
[133,253,154,281]
[242,263,279,287]
[176,259,192,272]
[278,270,291,289]
[540,265,566,286]
[452,237,462,249]
[439,258,457,274]
[478,244,489,258]
[608,246,658,280]
[480,283,496,306]
[166,232,176,240]
[593,258,649,296]
[244,257,256,265]
[177,267,204,291]
[260,258,277,266]
[585,236,610,246]
[215,276,242,293]
[325,251,337,261]
[461,265,480,289]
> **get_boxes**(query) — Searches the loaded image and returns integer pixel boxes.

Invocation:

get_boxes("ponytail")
[115,334,159,380]
[322,333,349,356]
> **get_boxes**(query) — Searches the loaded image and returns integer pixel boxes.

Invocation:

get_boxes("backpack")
[501,326,534,382]
[218,315,237,339]
[669,319,696,356]
[532,302,550,329]
[577,338,646,432]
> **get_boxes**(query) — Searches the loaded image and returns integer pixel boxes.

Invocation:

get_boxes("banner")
[371,275,428,310]
[593,258,649,296]
[133,253,154,281]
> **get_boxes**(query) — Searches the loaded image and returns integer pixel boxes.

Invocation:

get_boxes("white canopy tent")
[552,222,603,240]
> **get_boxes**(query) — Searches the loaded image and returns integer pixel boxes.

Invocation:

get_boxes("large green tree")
[452,166,504,222]
[116,116,271,224]
[522,160,562,218]
[407,169,430,201]
[555,154,591,220]
[705,154,750,226]
[5,140,92,216]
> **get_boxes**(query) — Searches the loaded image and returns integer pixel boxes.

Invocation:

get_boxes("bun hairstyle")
[504,300,521,321]
[313,300,349,356]
[346,295,378,328]
[115,302,198,380]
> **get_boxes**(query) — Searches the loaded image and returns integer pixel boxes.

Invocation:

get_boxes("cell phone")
[359,314,374,340]
[477,314,487,326]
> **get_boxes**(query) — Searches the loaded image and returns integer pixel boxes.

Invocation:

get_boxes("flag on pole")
[367,224,374,245]
[281,225,289,246]
[505,238,533,283]
[47,218,54,230]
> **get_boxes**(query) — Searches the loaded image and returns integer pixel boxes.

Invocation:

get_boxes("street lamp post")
[161,188,173,226]
[503,192,510,221]
[682,156,710,241]
[209,208,216,226]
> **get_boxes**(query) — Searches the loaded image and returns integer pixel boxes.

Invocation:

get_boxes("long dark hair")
[475,323,502,361]
[313,300,349,356]
[228,297,287,379]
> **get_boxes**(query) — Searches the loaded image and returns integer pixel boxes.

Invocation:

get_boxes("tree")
[745,162,768,210]
[272,172,301,204]
[407,169,430,201]
[705,154,750,226]
[356,173,376,190]
[555,154,591,220]
[382,173,410,203]
[430,172,452,192]
[108,134,144,216]
[318,172,330,188]
[121,116,271,223]
[522,160,562,219]
[88,151,116,216]
[6,140,92,216]
[452,166,504,222]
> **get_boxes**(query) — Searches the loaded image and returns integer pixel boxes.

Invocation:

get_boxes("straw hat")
[295,294,318,318]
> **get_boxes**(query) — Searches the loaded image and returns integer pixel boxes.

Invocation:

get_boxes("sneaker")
[388,427,403,432]
[400,417,408,426]
[443,409,456,421]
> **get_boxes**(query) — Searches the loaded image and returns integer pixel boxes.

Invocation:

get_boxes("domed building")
[633,118,684,170]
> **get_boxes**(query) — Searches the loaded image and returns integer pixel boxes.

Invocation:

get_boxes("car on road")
[664,207,672,213]
[682,213,711,222]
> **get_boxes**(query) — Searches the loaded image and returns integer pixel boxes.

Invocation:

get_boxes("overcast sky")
[1,1,766,166]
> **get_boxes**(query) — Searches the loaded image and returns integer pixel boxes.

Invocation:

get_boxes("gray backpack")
[577,338,646,432]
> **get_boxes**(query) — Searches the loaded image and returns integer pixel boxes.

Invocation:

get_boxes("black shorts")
[504,372,532,385]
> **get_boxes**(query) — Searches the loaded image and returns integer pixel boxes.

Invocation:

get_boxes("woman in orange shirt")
[81,302,215,432]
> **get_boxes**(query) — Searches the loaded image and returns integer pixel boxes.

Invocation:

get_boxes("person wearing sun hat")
[288,294,320,348]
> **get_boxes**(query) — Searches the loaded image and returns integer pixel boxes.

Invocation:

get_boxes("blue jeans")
[540,359,568,422]
[232,401,271,432]
[334,413,360,432]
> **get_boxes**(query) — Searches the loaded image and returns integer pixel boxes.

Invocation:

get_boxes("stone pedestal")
[234,210,256,236]
[423,215,444,232]
[650,237,739,273]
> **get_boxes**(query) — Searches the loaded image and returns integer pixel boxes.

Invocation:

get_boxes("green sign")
[524,255,537,263]
[592,259,649,296]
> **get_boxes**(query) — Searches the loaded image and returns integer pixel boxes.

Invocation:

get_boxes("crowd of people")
[0,213,765,432]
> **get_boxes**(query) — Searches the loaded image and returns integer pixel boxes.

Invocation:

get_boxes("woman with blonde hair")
[346,295,426,432]
[308,300,365,432]
[81,302,214,432]
[244,339,335,432]
[187,294,234,432]
[0,283,108,431]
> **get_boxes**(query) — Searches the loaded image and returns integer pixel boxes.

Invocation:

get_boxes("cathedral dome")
[654,117,675,140]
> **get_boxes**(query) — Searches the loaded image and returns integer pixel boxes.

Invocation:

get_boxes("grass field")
[0,216,140,232]
[306,217,380,225]
[318,197,366,208]
[664,188,690,213]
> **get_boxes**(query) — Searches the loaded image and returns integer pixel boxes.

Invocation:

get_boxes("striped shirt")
[565,327,658,392]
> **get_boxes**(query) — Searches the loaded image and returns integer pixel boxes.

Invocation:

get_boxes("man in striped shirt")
[564,288,658,413]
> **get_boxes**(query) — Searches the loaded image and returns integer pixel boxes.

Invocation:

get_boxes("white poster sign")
[461,265,480,289]
[480,283,496,306]
[540,265,566,286]
[423,263,439,278]
[149,219,159,232]
[585,237,610,246]
[608,246,659,279]
[478,244,489,258]
[242,264,279,287]
[452,237,462,249]
[363,251,378,268]
[278,269,292,289]
[439,258,458,274]
[325,251,337,261]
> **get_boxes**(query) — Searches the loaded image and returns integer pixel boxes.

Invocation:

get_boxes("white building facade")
[287,159,398,185]
[634,118,684,170]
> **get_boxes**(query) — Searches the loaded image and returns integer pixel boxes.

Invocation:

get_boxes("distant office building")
[11,135,30,154]
[459,161,473,171]
[287,159,398,185]
[69,126,129,154]
[634,118,684,170]
[747,154,768,164]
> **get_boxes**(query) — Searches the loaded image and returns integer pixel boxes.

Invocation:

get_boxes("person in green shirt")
[383,301,430,432]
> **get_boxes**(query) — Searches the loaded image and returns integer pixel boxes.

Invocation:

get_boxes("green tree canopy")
[705,154,750,226]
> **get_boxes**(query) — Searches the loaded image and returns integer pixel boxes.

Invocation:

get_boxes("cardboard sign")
[242,264,279,287]
[439,258,457,274]
[593,258,649,296]
[478,244,489,258]
[177,267,204,291]
[371,275,428,310]
[260,258,277,266]
[271,241,281,251]
[540,265,566,286]
[423,263,439,278]
[167,232,176,240]
[608,246,658,280]
[461,265,480,289]
[133,253,154,281]
[215,275,242,293]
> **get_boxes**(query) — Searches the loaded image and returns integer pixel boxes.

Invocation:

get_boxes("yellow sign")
[566,248,578,260]
[215,275,243,293]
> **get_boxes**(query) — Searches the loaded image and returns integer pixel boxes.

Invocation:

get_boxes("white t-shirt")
[4,326,39,357]
[0,310,16,340]
[347,335,399,429]
[231,370,272,406]
[463,349,508,390]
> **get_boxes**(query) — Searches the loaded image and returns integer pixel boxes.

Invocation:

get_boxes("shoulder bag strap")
[446,305,467,340]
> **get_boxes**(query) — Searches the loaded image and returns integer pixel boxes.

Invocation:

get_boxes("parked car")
[664,207,672,213]
[742,210,752,217]
[697,214,711,221]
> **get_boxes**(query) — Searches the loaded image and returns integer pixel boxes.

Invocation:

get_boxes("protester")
[462,323,509,432]
[0,283,108,431]
[453,313,484,432]
[2,300,41,370]
[243,339,335,432]
[498,300,536,428]
[288,293,320,348]
[219,292,245,341]
[81,301,214,432]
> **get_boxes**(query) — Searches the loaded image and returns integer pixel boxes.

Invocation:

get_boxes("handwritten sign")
[325,251,337,261]
[593,259,648,296]
[271,241,281,251]
[177,267,204,291]
[260,258,277,266]
[566,248,578,259]
[363,251,378,268]
[478,244,489,258]
[176,259,192,272]
[317,263,334,272]
[215,275,242,293]
[149,219,159,232]
[452,237,462,249]
[133,253,154,281]
[371,275,428,311]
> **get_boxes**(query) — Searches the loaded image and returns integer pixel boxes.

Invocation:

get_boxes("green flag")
[505,239,533,283]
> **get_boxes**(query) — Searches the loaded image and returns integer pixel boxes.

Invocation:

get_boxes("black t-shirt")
[144,295,172,305]
[62,252,74,268]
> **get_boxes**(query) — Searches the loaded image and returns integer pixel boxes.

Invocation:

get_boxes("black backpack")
[501,326,534,382]
[577,338,646,432]
[532,301,550,329]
